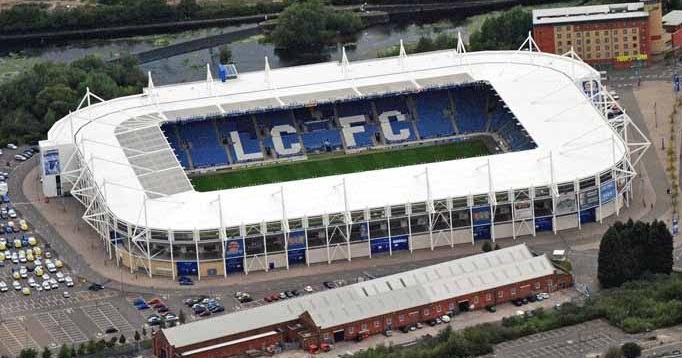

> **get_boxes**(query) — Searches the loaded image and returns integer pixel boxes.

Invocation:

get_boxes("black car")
[527,295,537,303]
[485,305,497,313]
[512,299,524,307]
[427,319,438,326]
[400,326,411,333]
[323,281,335,289]
[192,305,207,314]
[209,305,225,313]
[292,289,301,296]
[521,298,529,305]
[285,291,294,298]
[88,283,104,291]
[104,327,119,334]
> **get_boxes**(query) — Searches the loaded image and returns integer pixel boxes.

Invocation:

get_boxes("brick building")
[152,244,573,358]
[533,1,669,70]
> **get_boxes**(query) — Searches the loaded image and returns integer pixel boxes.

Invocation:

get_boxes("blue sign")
[43,149,60,175]
[675,74,680,92]
[176,262,198,276]
[600,181,617,204]
[473,225,491,241]
[287,249,306,265]
[226,257,244,273]
[580,208,596,224]
[472,206,491,226]
[391,235,409,251]
[224,238,244,258]
[534,217,553,232]
[288,231,306,250]
[371,237,390,254]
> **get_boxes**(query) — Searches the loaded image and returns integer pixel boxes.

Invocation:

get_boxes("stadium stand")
[413,90,455,138]
[161,83,535,170]
[451,86,488,134]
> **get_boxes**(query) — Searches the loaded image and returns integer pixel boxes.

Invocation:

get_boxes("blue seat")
[452,87,487,134]
[263,134,302,157]
[190,146,229,168]
[302,130,342,152]
[414,90,454,138]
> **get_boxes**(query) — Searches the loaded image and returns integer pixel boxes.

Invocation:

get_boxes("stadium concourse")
[38,34,650,280]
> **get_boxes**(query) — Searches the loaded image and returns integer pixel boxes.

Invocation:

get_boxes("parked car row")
[11,147,38,162]
[511,292,550,307]
[135,297,181,326]
[190,297,224,317]
[395,314,452,335]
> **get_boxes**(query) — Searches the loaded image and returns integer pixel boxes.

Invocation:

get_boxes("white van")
[13,155,25,161]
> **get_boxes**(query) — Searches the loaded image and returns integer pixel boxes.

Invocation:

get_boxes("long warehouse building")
[152,244,573,358]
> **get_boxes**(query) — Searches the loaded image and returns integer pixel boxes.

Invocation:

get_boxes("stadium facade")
[39,35,650,279]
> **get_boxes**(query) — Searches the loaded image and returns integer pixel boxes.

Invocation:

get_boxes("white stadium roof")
[44,47,630,231]
[161,244,555,348]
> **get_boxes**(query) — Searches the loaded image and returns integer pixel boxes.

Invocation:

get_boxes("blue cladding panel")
[371,237,390,254]
[534,217,553,232]
[176,262,198,276]
[391,235,409,251]
[473,225,491,241]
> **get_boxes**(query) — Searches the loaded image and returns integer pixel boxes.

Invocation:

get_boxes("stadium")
[39,35,649,279]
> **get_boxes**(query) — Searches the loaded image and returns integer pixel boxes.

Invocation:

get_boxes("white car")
[19,267,27,278]
[56,272,65,283]
[27,277,36,288]
[7,144,17,150]
[12,280,21,290]
[49,278,58,289]
[10,253,18,264]
[41,273,50,281]
[304,285,314,293]
[0,281,7,292]
[8,209,16,219]
[13,155,25,162]
[41,281,51,291]
[46,263,57,273]
[64,276,74,287]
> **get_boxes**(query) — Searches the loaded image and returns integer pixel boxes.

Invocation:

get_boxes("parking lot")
[0,146,148,356]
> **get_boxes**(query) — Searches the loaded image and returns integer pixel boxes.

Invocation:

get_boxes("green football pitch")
[191,139,490,191]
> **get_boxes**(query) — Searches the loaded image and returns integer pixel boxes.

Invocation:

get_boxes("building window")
[576,32,581,37]
[615,51,620,56]
[566,25,571,30]
[614,44,619,50]
[497,291,503,298]
[585,31,590,37]
[631,28,637,34]
[436,305,442,312]
[348,326,355,334]
[586,46,591,51]
[632,36,637,41]
[623,36,627,42]
[586,39,591,44]
[567,40,572,45]
[557,33,562,39]
[624,51,629,56]
[511,288,516,296]
[624,43,629,49]
[586,53,592,59]
[567,33,571,39]
[603,30,608,35]
[448,302,455,310]
[596,38,600,44]
[398,314,404,322]
[485,293,492,301]
[424,308,430,316]
[577,39,582,45]
[374,320,380,328]
[605,45,610,50]
[361,323,367,331]
[323,333,329,340]
[386,318,392,325]
[534,282,541,290]
[547,279,553,288]
[558,41,562,46]
[473,296,479,304]
[605,38,609,43]
[634,50,639,55]
[596,46,601,51]
[614,37,618,42]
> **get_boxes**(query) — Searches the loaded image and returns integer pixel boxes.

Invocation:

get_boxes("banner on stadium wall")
[600,180,617,204]
[534,217,553,232]
[288,230,306,250]
[176,262,198,276]
[226,257,244,273]
[472,206,491,226]
[391,235,409,251]
[473,225,491,241]
[555,192,577,215]
[43,149,60,175]
[581,80,599,99]
[245,236,264,255]
[615,54,648,62]
[514,200,532,220]
[224,238,244,258]
[579,187,600,208]
[371,237,390,254]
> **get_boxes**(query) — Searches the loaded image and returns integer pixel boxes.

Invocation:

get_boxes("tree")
[604,346,622,358]
[621,342,641,358]
[41,347,52,358]
[57,345,70,358]
[134,330,141,343]
[118,334,127,345]
[469,7,532,51]
[270,0,362,50]
[179,309,187,324]
[176,0,200,19]
[218,46,232,64]
[482,241,492,252]
[649,220,673,274]
[18,348,38,358]
[76,343,85,357]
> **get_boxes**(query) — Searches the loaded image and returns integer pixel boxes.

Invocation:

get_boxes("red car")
[270,293,280,301]
[198,310,211,317]
[264,295,273,303]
